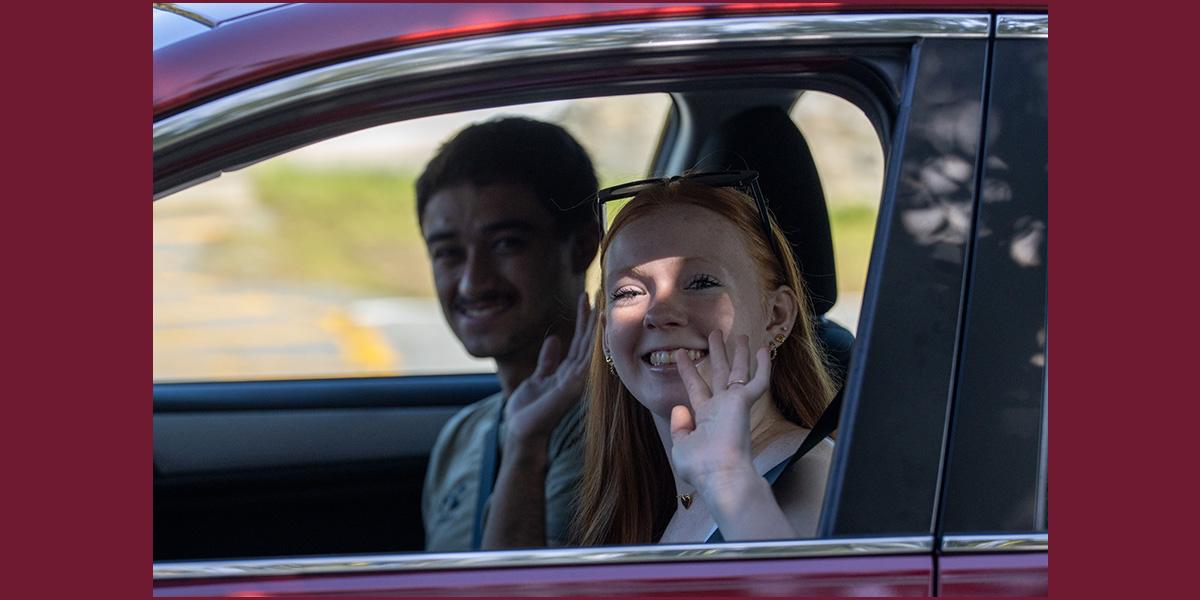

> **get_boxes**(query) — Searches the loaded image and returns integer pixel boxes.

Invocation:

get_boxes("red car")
[153,2,1047,595]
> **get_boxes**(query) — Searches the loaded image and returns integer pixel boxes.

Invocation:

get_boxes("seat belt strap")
[471,400,504,550]
[779,388,843,478]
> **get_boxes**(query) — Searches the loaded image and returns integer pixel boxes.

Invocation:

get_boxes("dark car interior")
[154,374,500,557]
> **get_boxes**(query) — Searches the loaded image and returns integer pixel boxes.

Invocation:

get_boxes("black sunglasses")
[594,170,786,269]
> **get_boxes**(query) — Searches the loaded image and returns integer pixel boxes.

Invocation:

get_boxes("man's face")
[422,182,579,362]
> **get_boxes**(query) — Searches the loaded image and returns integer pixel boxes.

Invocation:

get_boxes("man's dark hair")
[415,117,599,235]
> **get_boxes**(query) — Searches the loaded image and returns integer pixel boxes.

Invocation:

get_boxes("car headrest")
[695,105,837,316]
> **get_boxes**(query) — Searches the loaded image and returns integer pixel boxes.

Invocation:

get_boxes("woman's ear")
[766,285,800,339]
[569,224,601,274]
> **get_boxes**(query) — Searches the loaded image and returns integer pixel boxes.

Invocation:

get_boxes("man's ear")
[569,223,601,274]
[766,285,800,339]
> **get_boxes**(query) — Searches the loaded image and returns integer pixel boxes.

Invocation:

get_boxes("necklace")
[678,493,694,509]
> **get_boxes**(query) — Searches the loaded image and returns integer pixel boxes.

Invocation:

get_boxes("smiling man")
[415,117,599,551]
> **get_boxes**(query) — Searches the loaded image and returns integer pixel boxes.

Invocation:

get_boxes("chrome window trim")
[154,13,988,158]
[177,3,291,27]
[941,533,1048,553]
[997,15,1048,38]
[153,3,215,28]
[154,535,932,581]
[1035,331,1048,530]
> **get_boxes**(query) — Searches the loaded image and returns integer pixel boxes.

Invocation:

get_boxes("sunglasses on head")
[594,170,786,269]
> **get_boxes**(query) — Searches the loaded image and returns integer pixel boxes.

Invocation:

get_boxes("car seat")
[696,105,855,387]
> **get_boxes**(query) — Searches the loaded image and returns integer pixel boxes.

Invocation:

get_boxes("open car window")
[154,84,886,555]
[153,90,885,384]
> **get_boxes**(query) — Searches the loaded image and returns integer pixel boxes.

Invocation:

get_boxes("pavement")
[153,174,489,382]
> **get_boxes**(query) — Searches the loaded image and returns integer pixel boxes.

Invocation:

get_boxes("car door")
[935,13,1049,595]
[153,7,1030,595]
[154,375,498,558]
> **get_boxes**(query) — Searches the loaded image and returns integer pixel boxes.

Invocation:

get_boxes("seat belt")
[471,401,504,550]
[776,387,843,479]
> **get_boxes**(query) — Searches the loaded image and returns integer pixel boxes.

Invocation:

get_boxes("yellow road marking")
[320,310,400,371]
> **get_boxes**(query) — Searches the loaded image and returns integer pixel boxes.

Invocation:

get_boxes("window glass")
[789,91,885,334]
[153,94,671,382]
[939,37,1047,534]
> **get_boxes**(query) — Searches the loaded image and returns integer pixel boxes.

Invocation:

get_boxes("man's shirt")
[421,391,585,551]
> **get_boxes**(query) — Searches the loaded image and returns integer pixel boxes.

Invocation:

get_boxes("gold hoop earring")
[770,334,786,360]
[604,352,615,375]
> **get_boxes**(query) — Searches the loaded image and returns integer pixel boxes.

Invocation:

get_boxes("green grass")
[202,165,436,297]
[201,166,879,297]
[828,203,878,294]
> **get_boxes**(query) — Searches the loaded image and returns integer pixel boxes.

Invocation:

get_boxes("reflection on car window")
[153,94,671,382]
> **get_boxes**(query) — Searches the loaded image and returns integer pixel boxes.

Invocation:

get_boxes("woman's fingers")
[707,329,730,391]
[744,346,772,401]
[675,348,712,401]
[727,334,750,388]
[669,404,696,439]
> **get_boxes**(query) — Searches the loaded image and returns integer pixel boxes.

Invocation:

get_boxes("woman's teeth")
[647,349,707,366]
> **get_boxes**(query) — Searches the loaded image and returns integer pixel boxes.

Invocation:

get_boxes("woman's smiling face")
[603,203,778,417]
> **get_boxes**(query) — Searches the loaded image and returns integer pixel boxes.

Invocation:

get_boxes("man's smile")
[455,297,515,323]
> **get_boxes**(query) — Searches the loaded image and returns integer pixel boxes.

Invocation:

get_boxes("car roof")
[153,4,292,52]
[153,2,1046,118]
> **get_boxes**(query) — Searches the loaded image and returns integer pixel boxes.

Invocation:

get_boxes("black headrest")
[696,106,837,315]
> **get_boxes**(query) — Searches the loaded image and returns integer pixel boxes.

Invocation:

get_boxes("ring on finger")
[727,378,748,387]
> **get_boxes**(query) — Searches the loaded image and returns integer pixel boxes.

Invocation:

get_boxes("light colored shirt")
[421,391,585,551]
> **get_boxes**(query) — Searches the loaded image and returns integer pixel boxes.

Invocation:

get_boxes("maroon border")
[1046,1,1069,598]
[16,1,150,598]
[1049,0,1132,599]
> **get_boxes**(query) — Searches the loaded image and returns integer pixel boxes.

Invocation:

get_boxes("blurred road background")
[153,93,879,382]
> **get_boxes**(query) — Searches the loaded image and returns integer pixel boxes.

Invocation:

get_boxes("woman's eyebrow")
[604,263,646,286]
[608,256,721,279]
